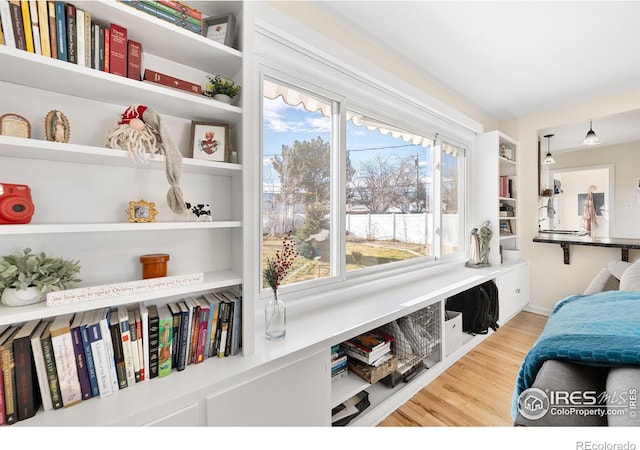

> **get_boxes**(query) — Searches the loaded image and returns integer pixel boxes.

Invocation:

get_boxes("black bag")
[446,280,499,334]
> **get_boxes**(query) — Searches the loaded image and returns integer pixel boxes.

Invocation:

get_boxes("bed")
[512,259,640,426]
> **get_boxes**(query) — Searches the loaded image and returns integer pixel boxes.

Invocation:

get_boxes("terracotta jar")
[139,253,170,279]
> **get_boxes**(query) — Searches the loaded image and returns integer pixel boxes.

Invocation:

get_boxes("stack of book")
[330,344,347,382]
[119,1,203,35]
[341,329,397,384]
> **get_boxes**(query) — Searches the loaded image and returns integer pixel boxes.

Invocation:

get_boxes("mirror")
[537,109,640,238]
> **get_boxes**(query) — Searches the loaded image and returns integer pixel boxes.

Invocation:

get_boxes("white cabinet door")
[143,403,200,426]
[497,262,530,324]
[206,350,331,426]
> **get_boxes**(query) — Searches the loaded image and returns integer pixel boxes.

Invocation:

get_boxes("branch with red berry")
[263,231,299,291]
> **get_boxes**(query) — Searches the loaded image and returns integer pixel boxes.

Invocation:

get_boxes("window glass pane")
[262,80,333,288]
[346,113,434,272]
[441,142,464,256]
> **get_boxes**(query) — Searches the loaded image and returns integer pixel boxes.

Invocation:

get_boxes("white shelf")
[499,216,517,220]
[0,46,242,123]
[0,270,242,326]
[499,197,516,202]
[72,1,243,74]
[500,234,517,240]
[331,371,369,409]
[0,221,241,236]
[0,135,242,175]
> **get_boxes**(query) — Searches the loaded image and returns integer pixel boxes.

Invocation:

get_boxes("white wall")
[501,88,640,312]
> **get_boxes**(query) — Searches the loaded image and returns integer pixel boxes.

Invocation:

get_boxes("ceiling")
[318,1,640,151]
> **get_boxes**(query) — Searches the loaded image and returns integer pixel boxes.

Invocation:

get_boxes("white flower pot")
[1,286,46,307]
[213,94,232,104]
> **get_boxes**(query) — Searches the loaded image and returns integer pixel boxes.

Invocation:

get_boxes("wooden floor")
[378,311,548,427]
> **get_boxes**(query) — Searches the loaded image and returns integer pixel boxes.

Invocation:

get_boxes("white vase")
[213,93,232,104]
[1,286,46,307]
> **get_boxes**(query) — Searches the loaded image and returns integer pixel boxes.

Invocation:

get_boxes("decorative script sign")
[46,273,205,306]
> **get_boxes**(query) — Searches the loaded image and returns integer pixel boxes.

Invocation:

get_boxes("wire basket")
[380,303,441,374]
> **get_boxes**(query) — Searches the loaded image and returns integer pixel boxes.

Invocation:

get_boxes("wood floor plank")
[378,311,547,427]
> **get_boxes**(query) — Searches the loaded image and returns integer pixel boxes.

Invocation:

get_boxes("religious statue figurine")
[466,220,493,268]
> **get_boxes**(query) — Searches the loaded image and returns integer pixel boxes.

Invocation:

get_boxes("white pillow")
[584,267,620,295]
[607,260,633,280]
[619,259,640,291]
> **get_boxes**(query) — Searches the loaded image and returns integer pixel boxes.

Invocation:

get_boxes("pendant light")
[582,120,600,146]
[543,134,555,165]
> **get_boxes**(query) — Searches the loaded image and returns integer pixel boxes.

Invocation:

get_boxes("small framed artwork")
[204,13,236,47]
[127,199,158,223]
[190,121,230,162]
[499,220,513,235]
[44,110,70,143]
[0,113,31,138]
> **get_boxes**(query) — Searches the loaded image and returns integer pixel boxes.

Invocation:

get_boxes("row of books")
[0,1,143,79]
[119,1,203,35]
[500,175,514,198]
[0,289,241,425]
[330,344,347,382]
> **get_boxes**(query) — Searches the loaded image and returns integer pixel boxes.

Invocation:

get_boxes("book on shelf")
[109,22,127,77]
[194,296,210,363]
[79,311,100,398]
[129,308,143,383]
[8,0,26,50]
[27,0,41,54]
[183,297,198,365]
[30,320,53,412]
[200,294,215,360]
[69,313,93,401]
[50,312,82,408]
[218,295,234,358]
[175,301,190,371]
[103,25,109,72]
[127,38,142,80]
[331,366,348,382]
[341,341,392,366]
[82,6,90,67]
[90,21,98,69]
[0,1,16,48]
[47,0,57,59]
[157,304,173,378]
[143,68,202,95]
[53,0,66,61]
[0,329,6,425]
[36,0,50,57]
[108,309,128,390]
[202,293,220,358]
[117,306,137,387]
[221,291,242,356]
[0,326,19,425]
[97,308,119,392]
[146,304,159,379]
[166,302,182,369]
[212,294,228,358]
[39,321,63,408]
[344,328,395,353]
[85,309,113,398]
[75,6,84,66]
[13,318,42,421]
[19,0,34,52]
[138,303,148,381]
[64,2,75,63]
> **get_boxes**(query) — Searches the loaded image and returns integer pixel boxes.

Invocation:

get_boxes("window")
[346,112,435,272]
[261,78,467,292]
[262,79,334,288]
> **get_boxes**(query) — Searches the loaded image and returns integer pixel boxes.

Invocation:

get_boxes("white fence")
[346,213,460,247]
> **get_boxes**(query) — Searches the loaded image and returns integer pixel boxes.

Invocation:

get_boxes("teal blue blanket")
[511,290,640,418]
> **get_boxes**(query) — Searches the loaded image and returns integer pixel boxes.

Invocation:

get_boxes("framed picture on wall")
[189,121,230,163]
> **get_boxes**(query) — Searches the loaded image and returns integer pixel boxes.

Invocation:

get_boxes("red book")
[109,23,127,77]
[103,26,110,73]
[127,39,142,81]
[143,69,202,95]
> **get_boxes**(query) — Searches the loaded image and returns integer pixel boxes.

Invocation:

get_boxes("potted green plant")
[0,248,81,307]
[203,75,241,104]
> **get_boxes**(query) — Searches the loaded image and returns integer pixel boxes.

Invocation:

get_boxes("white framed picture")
[189,121,230,162]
